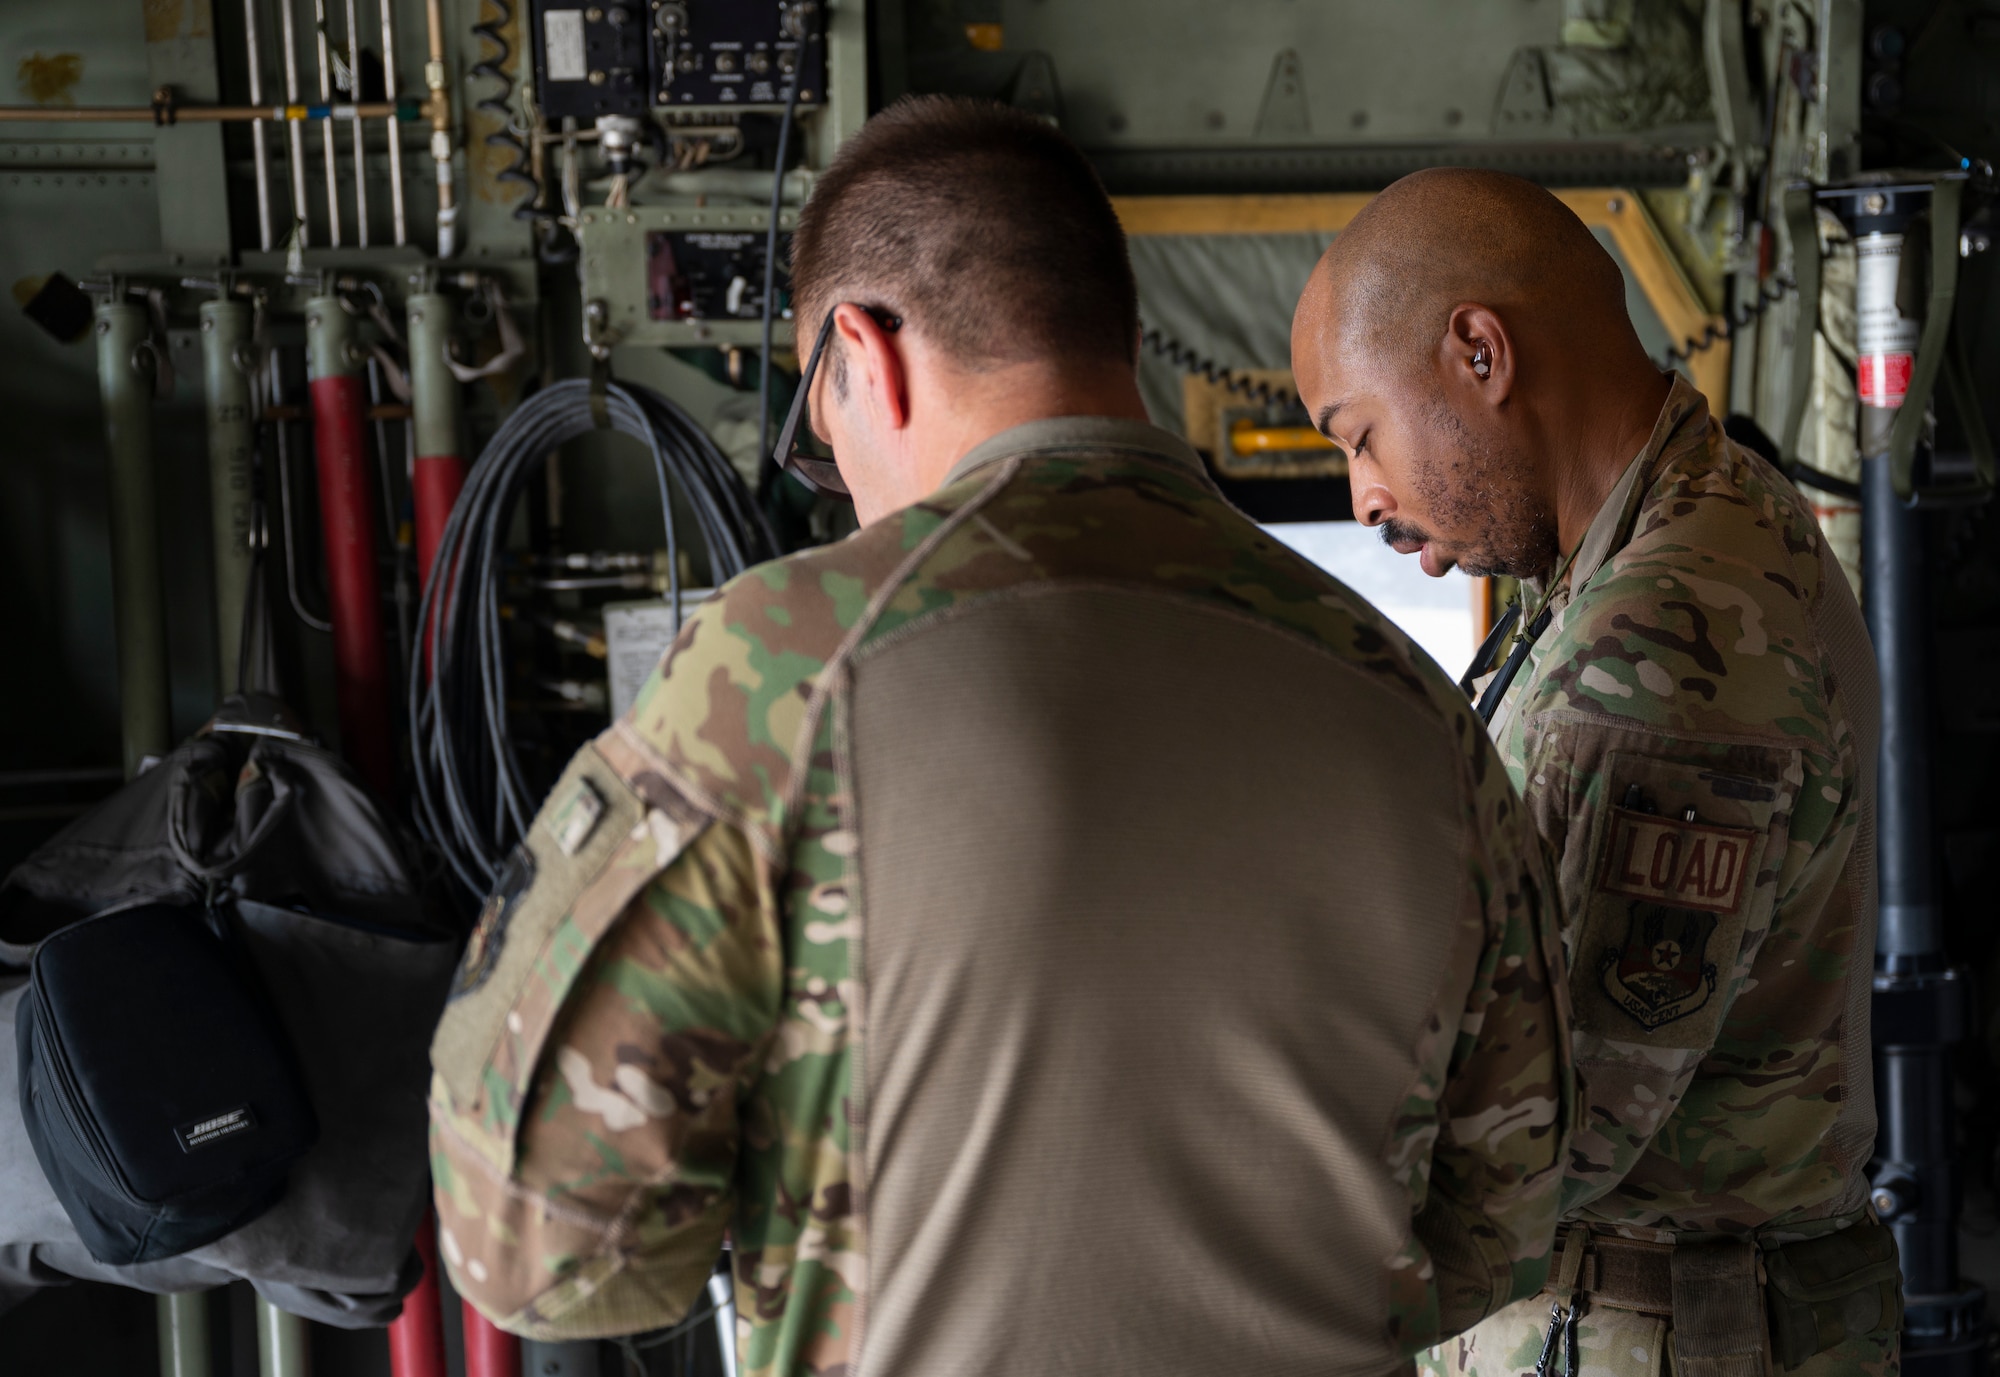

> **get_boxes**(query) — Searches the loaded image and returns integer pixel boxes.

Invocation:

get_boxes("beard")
[1396,394,1556,579]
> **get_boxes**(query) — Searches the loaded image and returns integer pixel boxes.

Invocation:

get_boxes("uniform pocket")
[429,741,705,1175]
[1567,748,1789,1052]
[1763,1219,1902,1369]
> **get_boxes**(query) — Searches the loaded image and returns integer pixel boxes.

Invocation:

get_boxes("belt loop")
[1669,1239,1770,1377]
[1553,1225,1589,1306]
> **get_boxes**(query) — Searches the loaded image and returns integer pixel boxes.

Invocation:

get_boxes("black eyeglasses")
[772,303,902,500]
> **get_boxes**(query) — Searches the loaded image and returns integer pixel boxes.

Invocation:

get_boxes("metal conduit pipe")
[257,1301,311,1377]
[313,0,342,246]
[463,1305,522,1377]
[346,0,369,245]
[94,299,171,779]
[242,0,273,249]
[199,299,256,690]
[406,291,466,583]
[1823,178,1989,1376]
[379,0,406,244]
[304,295,394,794]
[278,0,310,242]
[386,1211,449,1377]
[158,1292,212,1377]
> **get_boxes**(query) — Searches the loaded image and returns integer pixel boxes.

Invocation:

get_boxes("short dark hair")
[789,95,1138,373]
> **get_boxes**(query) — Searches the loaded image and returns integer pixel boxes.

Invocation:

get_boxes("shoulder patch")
[1597,808,1757,914]
[1567,750,1785,1048]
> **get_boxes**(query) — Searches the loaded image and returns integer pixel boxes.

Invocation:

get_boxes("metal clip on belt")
[1535,1227,1589,1377]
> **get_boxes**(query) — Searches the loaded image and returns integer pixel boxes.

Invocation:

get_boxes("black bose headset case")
[16,902,317,1265]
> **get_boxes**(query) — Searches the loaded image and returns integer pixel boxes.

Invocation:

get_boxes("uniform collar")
[941,415,1209,490]
[1551,374,1710,605]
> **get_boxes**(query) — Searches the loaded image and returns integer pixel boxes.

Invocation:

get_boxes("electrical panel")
[646,229,792,321]
[531,0,652,121]
[651,2,827,107]
[533,0,826,117]
[579,204,799,348]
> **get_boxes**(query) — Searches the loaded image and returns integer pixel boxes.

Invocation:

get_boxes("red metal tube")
[413,454,468,586]
[307,369,396,795]
[463,1305,523,1377]
[387,1213,450,1377]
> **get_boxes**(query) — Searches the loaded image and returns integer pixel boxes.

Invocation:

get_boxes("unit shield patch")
[1600,902,1720,1029]
[1584,803,1764,1038]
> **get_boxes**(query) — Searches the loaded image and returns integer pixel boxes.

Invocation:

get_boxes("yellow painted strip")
[1230,421,1337,455]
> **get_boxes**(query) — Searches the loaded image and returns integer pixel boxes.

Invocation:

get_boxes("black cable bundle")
[411,378,778,900]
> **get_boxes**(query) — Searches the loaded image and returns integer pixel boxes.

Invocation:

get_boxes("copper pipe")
[423,0,456,256]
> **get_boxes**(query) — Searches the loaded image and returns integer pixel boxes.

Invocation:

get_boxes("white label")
[544,10,587,82]
[1855,234,1919,361]
[604,591,716,720]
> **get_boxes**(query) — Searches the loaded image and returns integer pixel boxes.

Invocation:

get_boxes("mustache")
[1379,518,1434,549]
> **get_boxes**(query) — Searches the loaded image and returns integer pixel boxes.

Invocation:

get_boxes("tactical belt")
[1540,1221,1902,1372]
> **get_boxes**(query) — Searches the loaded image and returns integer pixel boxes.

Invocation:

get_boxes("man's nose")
[1350,458,1392,527]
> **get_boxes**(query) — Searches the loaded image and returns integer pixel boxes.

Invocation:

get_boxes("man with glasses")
[430,97,1572,1377]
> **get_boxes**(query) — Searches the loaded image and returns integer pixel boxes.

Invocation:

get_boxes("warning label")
[1859,352,1914,408]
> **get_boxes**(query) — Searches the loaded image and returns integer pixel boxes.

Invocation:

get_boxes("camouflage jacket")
[429,416,1572,1375]
[1489,376,1879,1239]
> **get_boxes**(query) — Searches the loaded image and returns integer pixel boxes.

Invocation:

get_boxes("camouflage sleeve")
[432,816,782,1340]
[1392,720,1574,1353]
[1510,591,1818,1220]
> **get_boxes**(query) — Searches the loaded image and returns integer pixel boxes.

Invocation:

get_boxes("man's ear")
[833,303,912,432]
[1443,303,1515,406]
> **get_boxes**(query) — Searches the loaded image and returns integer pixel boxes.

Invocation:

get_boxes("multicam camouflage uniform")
[429,416,1573,1376]
[1426,378,1895,1377]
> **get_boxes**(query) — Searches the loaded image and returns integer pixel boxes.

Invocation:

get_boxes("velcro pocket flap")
[1763,1220,1902,1367]
[430,742,705,1173]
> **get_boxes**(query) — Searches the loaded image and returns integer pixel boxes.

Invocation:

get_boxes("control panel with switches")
[533,0,826,116]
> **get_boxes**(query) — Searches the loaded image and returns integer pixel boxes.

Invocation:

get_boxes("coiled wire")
[469,0,541,220]
[1141,325,1297,409]
[411,378,777,900]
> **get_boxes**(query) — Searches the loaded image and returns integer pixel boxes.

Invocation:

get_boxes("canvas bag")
[0,695,459,1326]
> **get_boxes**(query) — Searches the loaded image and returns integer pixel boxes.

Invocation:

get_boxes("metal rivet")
[588,70,607,85]
[1864,192,1887,215]
[1607,196,1624,214]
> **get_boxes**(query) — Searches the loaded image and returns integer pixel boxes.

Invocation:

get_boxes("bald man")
[1293,170,1897,1377]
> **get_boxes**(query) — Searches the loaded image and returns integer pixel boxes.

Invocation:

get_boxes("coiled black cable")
[411,378,778,900]
[1140,325,1297,409]
[1660,274,1798,366]
[470,0,541,220]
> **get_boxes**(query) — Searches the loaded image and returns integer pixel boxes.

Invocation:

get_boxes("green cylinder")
[304,295,355,381]
[405,292,463,459]
[157,1292,212,1377]
[199,300,256,692]
[256,1297,311,1377]
[95,300,172,779]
